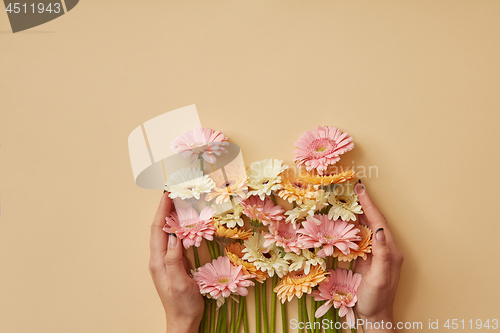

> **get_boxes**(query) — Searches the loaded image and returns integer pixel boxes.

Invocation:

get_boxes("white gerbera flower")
[327,183,363,221]
[165,167,215,200]
[242,232,289,278]
[285,191,328,228]
[247,159,288,200]
[213,204,245,228]
[284,249,326,275]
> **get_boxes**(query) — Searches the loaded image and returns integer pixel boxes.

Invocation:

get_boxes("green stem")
[200,156,204,174]
[333,257,338,270]
[207,240,216,260]
[210,301,216,333]
[215,303,223,333]
[280,302,288,333]
[302,297,311,333]
[193,246,200,268]
[211,241,220,258]
[202,298,211,333]
[270,193,277,205]
[270,275,277,333]
[243,298,249,333]
[298,297,304,333]
[335,308,341,333]
[324,307,332,333]
[310,298,317,333]
[235,296,244,333]
[262,280,269,333]
[255,282,261,333]
[314,301,322,333]
[215,302,228,333]
[221,302,228,333]
[230,298,237,333]
[349,259,354,271]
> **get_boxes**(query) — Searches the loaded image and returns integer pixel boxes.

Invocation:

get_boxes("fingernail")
[376,228,385,242]
[168,233,177,248]
[354,182,365,194]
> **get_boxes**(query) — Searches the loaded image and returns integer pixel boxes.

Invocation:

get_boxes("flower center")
[187,142,208,154]
[336,195,351,206]
[293,182,304,189]
[321,231,339,242]
[330,285,356,300]
[181,217,201,228]
[263,252,272,259]
[292,271,306,279]
[217,276,231,284]
[308,138,337,158]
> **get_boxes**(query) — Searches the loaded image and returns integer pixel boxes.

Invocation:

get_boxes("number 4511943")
[444,319,498,329]
[6,3,62,14]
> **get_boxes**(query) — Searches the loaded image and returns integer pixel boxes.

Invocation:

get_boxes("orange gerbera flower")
[213,221,253,241]
[301,166,357,186]
[273,265,327,303]
[334,225,373,261]
[276,168,317,205]
[225,243,268,283]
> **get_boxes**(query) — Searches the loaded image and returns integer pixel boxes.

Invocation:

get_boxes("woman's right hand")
[149,191,204,333]
[354,182,404,332]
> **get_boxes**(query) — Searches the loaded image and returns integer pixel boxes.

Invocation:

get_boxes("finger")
[369,228,392,288]
[165,233,192,284]
[355,182,396,245]
[150,192,173,268]
[355,182,387,229]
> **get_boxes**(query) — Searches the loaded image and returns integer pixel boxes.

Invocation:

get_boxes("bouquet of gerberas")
[163,126,373,333]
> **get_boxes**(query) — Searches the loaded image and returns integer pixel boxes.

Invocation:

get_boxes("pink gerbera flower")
[297,214,361,257]
[170,127,229,164]
[313,268,362,328]
[293,126,354,175]
[240,196,285,226]
[263,221,304,254]
[194,256,255,303]
[163,206,216,248]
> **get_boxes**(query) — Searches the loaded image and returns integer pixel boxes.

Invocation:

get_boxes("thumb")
[369,228,392,288]
[165,234,191,283]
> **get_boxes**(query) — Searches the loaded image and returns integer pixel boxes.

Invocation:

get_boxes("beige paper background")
[1,1,499,332]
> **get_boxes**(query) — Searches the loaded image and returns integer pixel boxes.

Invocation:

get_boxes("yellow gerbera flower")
[213,221,253,240]
[301,166,357,186]
[334,225,373,261]
[273,265,327,303]
[225,243,268,283]
[277,168,317,205]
